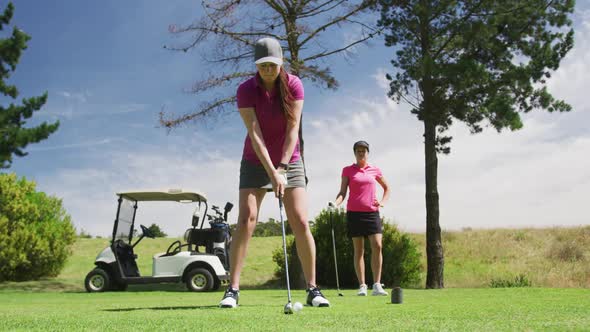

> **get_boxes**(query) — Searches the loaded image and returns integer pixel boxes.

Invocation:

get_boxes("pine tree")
[0,2,59,169]
[377,0,575,288]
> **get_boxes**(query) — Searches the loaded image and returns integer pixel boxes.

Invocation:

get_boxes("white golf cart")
[84,189,233,293]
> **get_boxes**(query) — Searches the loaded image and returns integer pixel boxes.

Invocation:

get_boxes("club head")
[338,292,344,297]
[284,302,293,314]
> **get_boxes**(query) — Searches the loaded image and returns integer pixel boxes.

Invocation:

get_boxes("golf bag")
[185,223,231,269]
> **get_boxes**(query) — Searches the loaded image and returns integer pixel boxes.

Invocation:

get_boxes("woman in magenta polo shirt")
[334,140,390,296]
[219,37,329,309]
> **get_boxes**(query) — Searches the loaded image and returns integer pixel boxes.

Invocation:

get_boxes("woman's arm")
[279,100,303,165]
[375,176,390,207]
[334,176,349,207]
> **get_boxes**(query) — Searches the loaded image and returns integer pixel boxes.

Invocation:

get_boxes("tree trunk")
[419,0,444,289]
[424,119,444,288]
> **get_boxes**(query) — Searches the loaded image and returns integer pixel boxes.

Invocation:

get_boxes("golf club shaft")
[279,196,292,303]
[330,210,341,293]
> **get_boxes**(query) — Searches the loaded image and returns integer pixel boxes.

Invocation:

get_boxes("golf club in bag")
[328,202,343,296]
[279,195,294,314]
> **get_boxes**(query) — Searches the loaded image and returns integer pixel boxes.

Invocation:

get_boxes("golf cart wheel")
[186,268,214,292]
[84,268,111,293]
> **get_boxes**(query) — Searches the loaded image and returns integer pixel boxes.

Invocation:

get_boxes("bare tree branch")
[303,30,378,62]
[159,96,236,129]
[187,72,256,94]
[299,3,372,47]
[300,0,346,18]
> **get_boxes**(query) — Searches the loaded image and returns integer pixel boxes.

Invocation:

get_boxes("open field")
[2,226,588,292]
[409,226,590,288]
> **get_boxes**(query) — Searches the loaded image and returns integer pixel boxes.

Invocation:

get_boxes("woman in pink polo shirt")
[219,37,329,309]
[334,140,390,296]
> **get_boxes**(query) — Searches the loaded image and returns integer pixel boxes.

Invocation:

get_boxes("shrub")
[147,223,167,238]
[78,229,92,239]
[489,274,532,288]
[0,173,76,281]
[273,208,422,289]
[547,240,585,262]
[442,230,457,243]
[513,230,526,242]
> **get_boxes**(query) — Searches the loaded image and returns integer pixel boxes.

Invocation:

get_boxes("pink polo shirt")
[342,163,383,212]
[237,73,304,165]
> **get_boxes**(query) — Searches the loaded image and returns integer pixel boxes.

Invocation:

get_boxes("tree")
[0,173,76,281]
[147,223,168,238]
[0,2,59,169]
[376,0,574,288]
[160,0,381,161]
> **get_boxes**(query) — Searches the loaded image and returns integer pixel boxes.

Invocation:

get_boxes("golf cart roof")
[117,189,207,202]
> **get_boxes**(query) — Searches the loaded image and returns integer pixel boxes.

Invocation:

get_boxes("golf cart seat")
[113,240,140,277]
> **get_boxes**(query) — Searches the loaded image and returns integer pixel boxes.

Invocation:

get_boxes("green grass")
[0,288,588,331]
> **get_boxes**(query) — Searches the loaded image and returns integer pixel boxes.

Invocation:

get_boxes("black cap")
[353,140,369,152]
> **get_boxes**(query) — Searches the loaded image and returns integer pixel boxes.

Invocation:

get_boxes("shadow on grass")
[103,303,276,312]
[104,305,219,312]
[0,279,81,293]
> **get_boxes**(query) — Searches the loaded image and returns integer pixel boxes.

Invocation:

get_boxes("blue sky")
[6,1,590,236]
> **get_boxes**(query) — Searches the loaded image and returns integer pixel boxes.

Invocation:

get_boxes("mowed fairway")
[1,232,590,331]
[0,288,589,331]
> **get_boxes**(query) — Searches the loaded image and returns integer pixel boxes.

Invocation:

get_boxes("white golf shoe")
[306,286,330,307]
[372,283,388,296]
[219,287,239,308]
[357,284,368,296]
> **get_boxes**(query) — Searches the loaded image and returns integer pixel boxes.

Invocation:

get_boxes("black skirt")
[346,211,382,238]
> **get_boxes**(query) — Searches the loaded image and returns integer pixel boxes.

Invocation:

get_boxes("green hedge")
[0,173,76,281]
[273,208,422,289]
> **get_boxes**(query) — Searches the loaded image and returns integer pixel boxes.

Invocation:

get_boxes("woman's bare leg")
[352,237,365,285]
[368,233,383,284]
[282,187,316,287]
[228,188,266,288]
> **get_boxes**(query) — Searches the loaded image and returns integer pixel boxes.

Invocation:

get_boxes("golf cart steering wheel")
[166,240,182,255]
[140,225,156,239]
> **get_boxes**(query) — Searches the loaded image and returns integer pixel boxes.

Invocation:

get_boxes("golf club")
[328,202,344,296]
[279,195,294,314]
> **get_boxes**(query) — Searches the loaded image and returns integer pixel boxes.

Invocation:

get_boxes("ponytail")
[278,68,296,124]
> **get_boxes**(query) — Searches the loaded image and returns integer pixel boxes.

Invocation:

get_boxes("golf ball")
[293,302,303,312]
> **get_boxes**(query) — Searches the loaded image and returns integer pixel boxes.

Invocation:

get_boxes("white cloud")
[37,134,243,237]
[107,103,149,115]
[27,138,114,151]
[58,90,89,104]
[372,67,390,90]
[547,9,590,107]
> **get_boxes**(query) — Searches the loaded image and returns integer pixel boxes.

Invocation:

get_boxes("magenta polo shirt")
[342,163,383,212]
[237,73,304,165]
